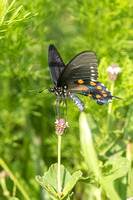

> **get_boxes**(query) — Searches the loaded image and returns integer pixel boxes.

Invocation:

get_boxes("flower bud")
[106,65,121,81]
[4,190,10,196]
[55,119,69,135]
[0,170,9,178]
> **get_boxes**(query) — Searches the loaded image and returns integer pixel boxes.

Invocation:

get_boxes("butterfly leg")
[61,97,67,120]
[64,97,67,121]
[53,101,58,120]
[57,96,65,119]
[55,96,61,120]
[59,96,67,119]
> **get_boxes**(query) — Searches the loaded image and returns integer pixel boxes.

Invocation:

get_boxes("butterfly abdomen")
[68,92,85,112]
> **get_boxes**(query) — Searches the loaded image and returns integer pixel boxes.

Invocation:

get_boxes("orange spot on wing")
[90,82,96,85]
[88,94,92,97]
[101,90,106,94]
[103,94,107,97]
[78,79,84,84]
[97,86,102,90]
[96,94,101,98]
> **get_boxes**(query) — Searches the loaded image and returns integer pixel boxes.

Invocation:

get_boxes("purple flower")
[106,65,121,81]
[127,198,133,200]
[55,119,69,135]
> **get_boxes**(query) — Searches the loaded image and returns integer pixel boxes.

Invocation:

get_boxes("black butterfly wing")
[68,80,120,105]
[48,44,65,86]
[57,51,98,87]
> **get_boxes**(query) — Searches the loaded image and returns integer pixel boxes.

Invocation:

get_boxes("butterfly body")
[48,44,120,112]
[49,85,68,99]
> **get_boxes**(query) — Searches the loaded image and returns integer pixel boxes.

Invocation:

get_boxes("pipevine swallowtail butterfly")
[48,44,120,114]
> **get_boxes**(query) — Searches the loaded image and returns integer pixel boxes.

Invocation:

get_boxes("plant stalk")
[0,158,30,200]
[107,81,115,135]
[58,135,61,193]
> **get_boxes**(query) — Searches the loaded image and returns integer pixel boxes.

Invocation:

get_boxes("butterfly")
[48,44,120,113]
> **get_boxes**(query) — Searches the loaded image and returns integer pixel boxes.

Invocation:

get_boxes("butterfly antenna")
[28,87,48,93]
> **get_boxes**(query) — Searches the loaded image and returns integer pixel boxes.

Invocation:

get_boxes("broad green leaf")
[102,157,129,181]
[36,163,82,199]
[11,198,19,200]
[79,112,100,176]
[123,102,133,140]
[79,112,121,200]
[65,192,74,200]
[127,165,133,197]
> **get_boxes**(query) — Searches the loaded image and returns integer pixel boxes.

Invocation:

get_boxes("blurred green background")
[0,0,133,199]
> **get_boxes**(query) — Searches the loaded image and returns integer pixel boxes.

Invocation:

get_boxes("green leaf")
[36,163,82,199]
[123,102,133,140]
[9,5,23,22]
[10,198,20,200]
[79,112,121,200]
[5,0,16,15]
[65,192,74,200]
[102,157,129,181]
[79,112,100,176]
[0,0,8,25]
[127,167,133,197]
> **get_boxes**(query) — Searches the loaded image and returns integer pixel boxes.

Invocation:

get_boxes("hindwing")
[68,80,119,105]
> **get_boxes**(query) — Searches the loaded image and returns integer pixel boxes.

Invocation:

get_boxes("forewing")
[49,44,65,86]
[57,51,98,86]
[68,80,120,105]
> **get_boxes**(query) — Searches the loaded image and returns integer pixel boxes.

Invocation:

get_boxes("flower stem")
[0,176,11,199]
[58,135,61,193]
[126,136,132,185]
[107,81,115,135]
[12,183,16,197]
[0,158,30,200]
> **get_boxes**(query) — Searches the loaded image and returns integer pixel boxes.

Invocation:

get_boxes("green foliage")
[36,163,82,200]
[80,113,122,200]
[102,157,129,182]
[0,0,133,199]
